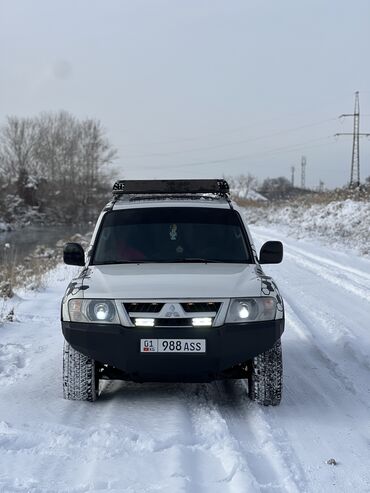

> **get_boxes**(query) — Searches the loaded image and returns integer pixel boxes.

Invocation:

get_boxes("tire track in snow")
[86,381,242,493]
[285,246,370,284]
[284,296,357,395]
[76,381,202,493]
[183,383,261,492]
[209,381,308,493]
[252,229,370,303]
[284,290,370,376]
[279,298,370,489]
[284,251,370,303]
[23,380,203,492]
[283,294,370,420]
[182,381,308,493]
[252,225,370,491]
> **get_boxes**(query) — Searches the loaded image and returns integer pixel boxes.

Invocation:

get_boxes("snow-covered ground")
[244,199,370,257]
[1,225,370,492]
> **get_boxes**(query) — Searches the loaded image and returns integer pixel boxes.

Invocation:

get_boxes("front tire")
[63,341,99,401]
[248,339,283,406]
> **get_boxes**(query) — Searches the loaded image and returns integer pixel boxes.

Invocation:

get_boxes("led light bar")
[134,318,155,327]
[192,317,213,327]
[112,179,229,196]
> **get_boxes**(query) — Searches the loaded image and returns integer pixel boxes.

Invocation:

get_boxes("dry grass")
[234,187,370,209]
[0,244,60,298]
[0,232,92,300]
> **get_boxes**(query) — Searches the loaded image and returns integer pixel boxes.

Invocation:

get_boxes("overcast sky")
[1,0,370,188]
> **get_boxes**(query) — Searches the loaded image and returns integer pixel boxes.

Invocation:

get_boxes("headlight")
[226,297,276,323]
[68,299,119,323]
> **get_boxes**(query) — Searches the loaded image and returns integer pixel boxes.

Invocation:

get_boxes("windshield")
[92,207,251,264]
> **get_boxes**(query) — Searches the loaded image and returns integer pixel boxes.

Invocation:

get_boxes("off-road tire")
[63,341,99,401]
[248,339,283,406]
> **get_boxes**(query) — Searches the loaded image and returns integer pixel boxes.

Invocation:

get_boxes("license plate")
[140,339,206,353]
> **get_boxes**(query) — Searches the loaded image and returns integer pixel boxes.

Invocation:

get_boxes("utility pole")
[335,91,370,187]
[291,166,295,187]
[301,156,306,189]
[319,180,324,192]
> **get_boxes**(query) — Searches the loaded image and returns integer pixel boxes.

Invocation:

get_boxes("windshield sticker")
[76,267,92,280]
[260,277,284,313]
[65,281,89,297]
[62,280,90,304]
[255,265,264,276]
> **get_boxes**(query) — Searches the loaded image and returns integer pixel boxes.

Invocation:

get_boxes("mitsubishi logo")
[164,304,181,318]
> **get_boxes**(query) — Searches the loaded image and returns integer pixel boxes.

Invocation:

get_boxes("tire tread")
[248,339,283,406]
[63,341,98,401]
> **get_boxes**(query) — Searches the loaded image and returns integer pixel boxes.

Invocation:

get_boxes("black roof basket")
[112,179,229,196]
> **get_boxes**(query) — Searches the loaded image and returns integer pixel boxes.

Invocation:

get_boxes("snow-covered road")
[1,226,370,493]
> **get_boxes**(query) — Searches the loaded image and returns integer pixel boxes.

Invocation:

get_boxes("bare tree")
[226,173,258,198]
[0,116,40,203]
[78,118,117,206]
[0,111,117,222]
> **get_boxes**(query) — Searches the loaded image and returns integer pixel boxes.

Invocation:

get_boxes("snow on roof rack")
[112,179,229,196]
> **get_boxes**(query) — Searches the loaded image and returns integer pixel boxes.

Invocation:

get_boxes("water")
[0,224,92,266]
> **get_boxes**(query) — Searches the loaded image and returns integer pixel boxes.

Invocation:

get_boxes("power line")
[140,137,335,170]
[122,118,336,159]
[117,92,359,149]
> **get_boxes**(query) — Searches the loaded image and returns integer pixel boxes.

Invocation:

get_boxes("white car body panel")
[77,263,262,300]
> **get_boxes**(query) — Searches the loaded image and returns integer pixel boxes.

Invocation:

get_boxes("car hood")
[80,263,264,299]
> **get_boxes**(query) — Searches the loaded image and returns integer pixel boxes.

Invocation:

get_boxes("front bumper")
[62,319,284,382]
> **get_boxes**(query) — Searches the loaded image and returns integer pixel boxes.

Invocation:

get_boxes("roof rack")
[112,179,229,196]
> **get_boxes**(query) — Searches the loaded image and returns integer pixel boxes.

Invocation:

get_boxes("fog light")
[135,318,155,327]
[192,317,212,327]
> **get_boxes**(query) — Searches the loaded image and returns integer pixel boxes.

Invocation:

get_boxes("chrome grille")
[121,299,226,327]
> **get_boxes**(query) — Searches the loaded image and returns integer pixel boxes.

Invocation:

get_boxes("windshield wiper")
[173,258,224,263]
[94,258,244,265]
[93,260,145,265]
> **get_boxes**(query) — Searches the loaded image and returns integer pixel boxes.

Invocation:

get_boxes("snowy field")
[1,224,370,492]
[244,199,370,257]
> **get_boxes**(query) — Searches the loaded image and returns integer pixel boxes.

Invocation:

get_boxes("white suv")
[61,179,284,405]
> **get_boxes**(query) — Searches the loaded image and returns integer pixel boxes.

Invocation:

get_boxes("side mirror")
[63,243,85,266]
[259,241,283,264]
